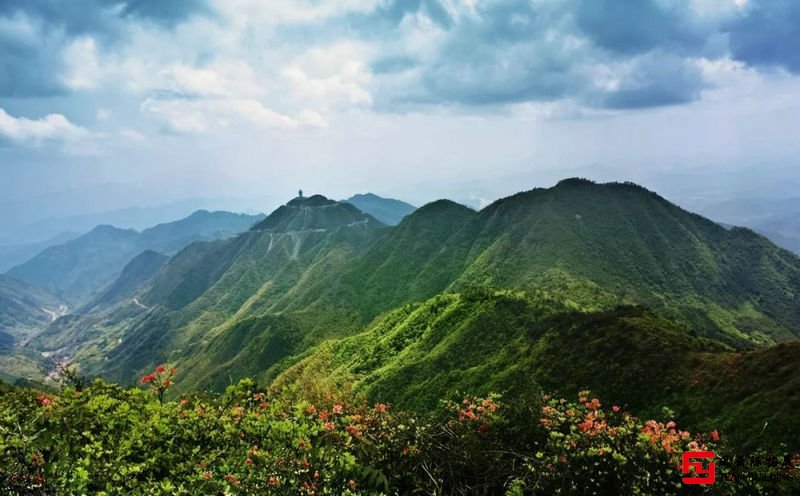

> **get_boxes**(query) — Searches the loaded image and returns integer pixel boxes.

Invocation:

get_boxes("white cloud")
[61,37,106,90]
[0,108,90,145]
[281,42,373,110]
[140,97,324,133]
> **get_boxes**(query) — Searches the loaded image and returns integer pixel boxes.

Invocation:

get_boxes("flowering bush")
[140,364,177,404]
[0,380,797,495]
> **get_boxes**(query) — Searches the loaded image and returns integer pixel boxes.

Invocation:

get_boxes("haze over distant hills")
[0,232,80,273]
[700,197,800,254]
[6,210,265,305]
[345,193,416,226]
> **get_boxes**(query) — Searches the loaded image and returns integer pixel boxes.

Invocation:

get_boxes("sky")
[1,0,800,229]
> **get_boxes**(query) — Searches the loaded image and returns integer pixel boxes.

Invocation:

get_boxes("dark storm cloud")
[0,23,65,97]
[367,0,710,110]
[574,0,707,56]
[726,0,800,73]
[0,0,207,97]
[417,0,577,106]
[598,55,705,110]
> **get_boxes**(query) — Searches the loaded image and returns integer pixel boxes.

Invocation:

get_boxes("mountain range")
[6,181,800,450]
[6,210,265,305]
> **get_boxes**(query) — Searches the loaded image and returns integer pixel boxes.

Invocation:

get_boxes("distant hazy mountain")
[345,193,416,226]
[699,197,800,254]
[0,274,64,347]
[6,210,264,304]
[0,231,80,273]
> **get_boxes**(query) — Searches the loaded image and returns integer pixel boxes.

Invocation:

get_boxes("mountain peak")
[345,193,417,226]
[287,194,338,208]
[252,195,383,232]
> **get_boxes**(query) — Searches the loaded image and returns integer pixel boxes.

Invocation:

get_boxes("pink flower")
[612,405,620,412]
[711,429,720,442]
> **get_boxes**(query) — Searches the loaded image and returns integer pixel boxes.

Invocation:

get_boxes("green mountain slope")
[6,211,264,304]
[83,250,169,311]
[37,196,386,388]
[289,179,800,347]
[345,193,416,225]
[277,290,800,450]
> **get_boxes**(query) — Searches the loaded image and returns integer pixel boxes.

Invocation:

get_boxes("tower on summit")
[298,189,303,198]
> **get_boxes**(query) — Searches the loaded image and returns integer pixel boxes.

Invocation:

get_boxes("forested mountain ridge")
[28,180,800,396]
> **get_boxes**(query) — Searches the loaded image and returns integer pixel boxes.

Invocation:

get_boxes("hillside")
[0,274,65,347]
[277,290,800,450]
[345,193,416,226]
[30,196,386,387]
[0,231,79,273]
[6,211,264,304]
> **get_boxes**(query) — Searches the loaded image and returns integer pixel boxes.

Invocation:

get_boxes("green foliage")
[280,291,800,452]
[1,380,797,495]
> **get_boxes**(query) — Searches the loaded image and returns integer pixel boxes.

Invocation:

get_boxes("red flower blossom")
[246,457,253,468]
[323,422,335,431]
[332,404,343,414]
[711,429,720,442]
[223,474,240,487]
[612,405,620,412]
[155,365,166,373]
[140,373,155,384]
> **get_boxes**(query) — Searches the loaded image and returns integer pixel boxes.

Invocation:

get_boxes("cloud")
[0,0,208,97]
[3,0,800,134]
[140,96,324,133]
[0,14,68,97]
[574,0,707,56]
[726,0,800,73]
[592,53,706,109]
[0,107,90,145]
